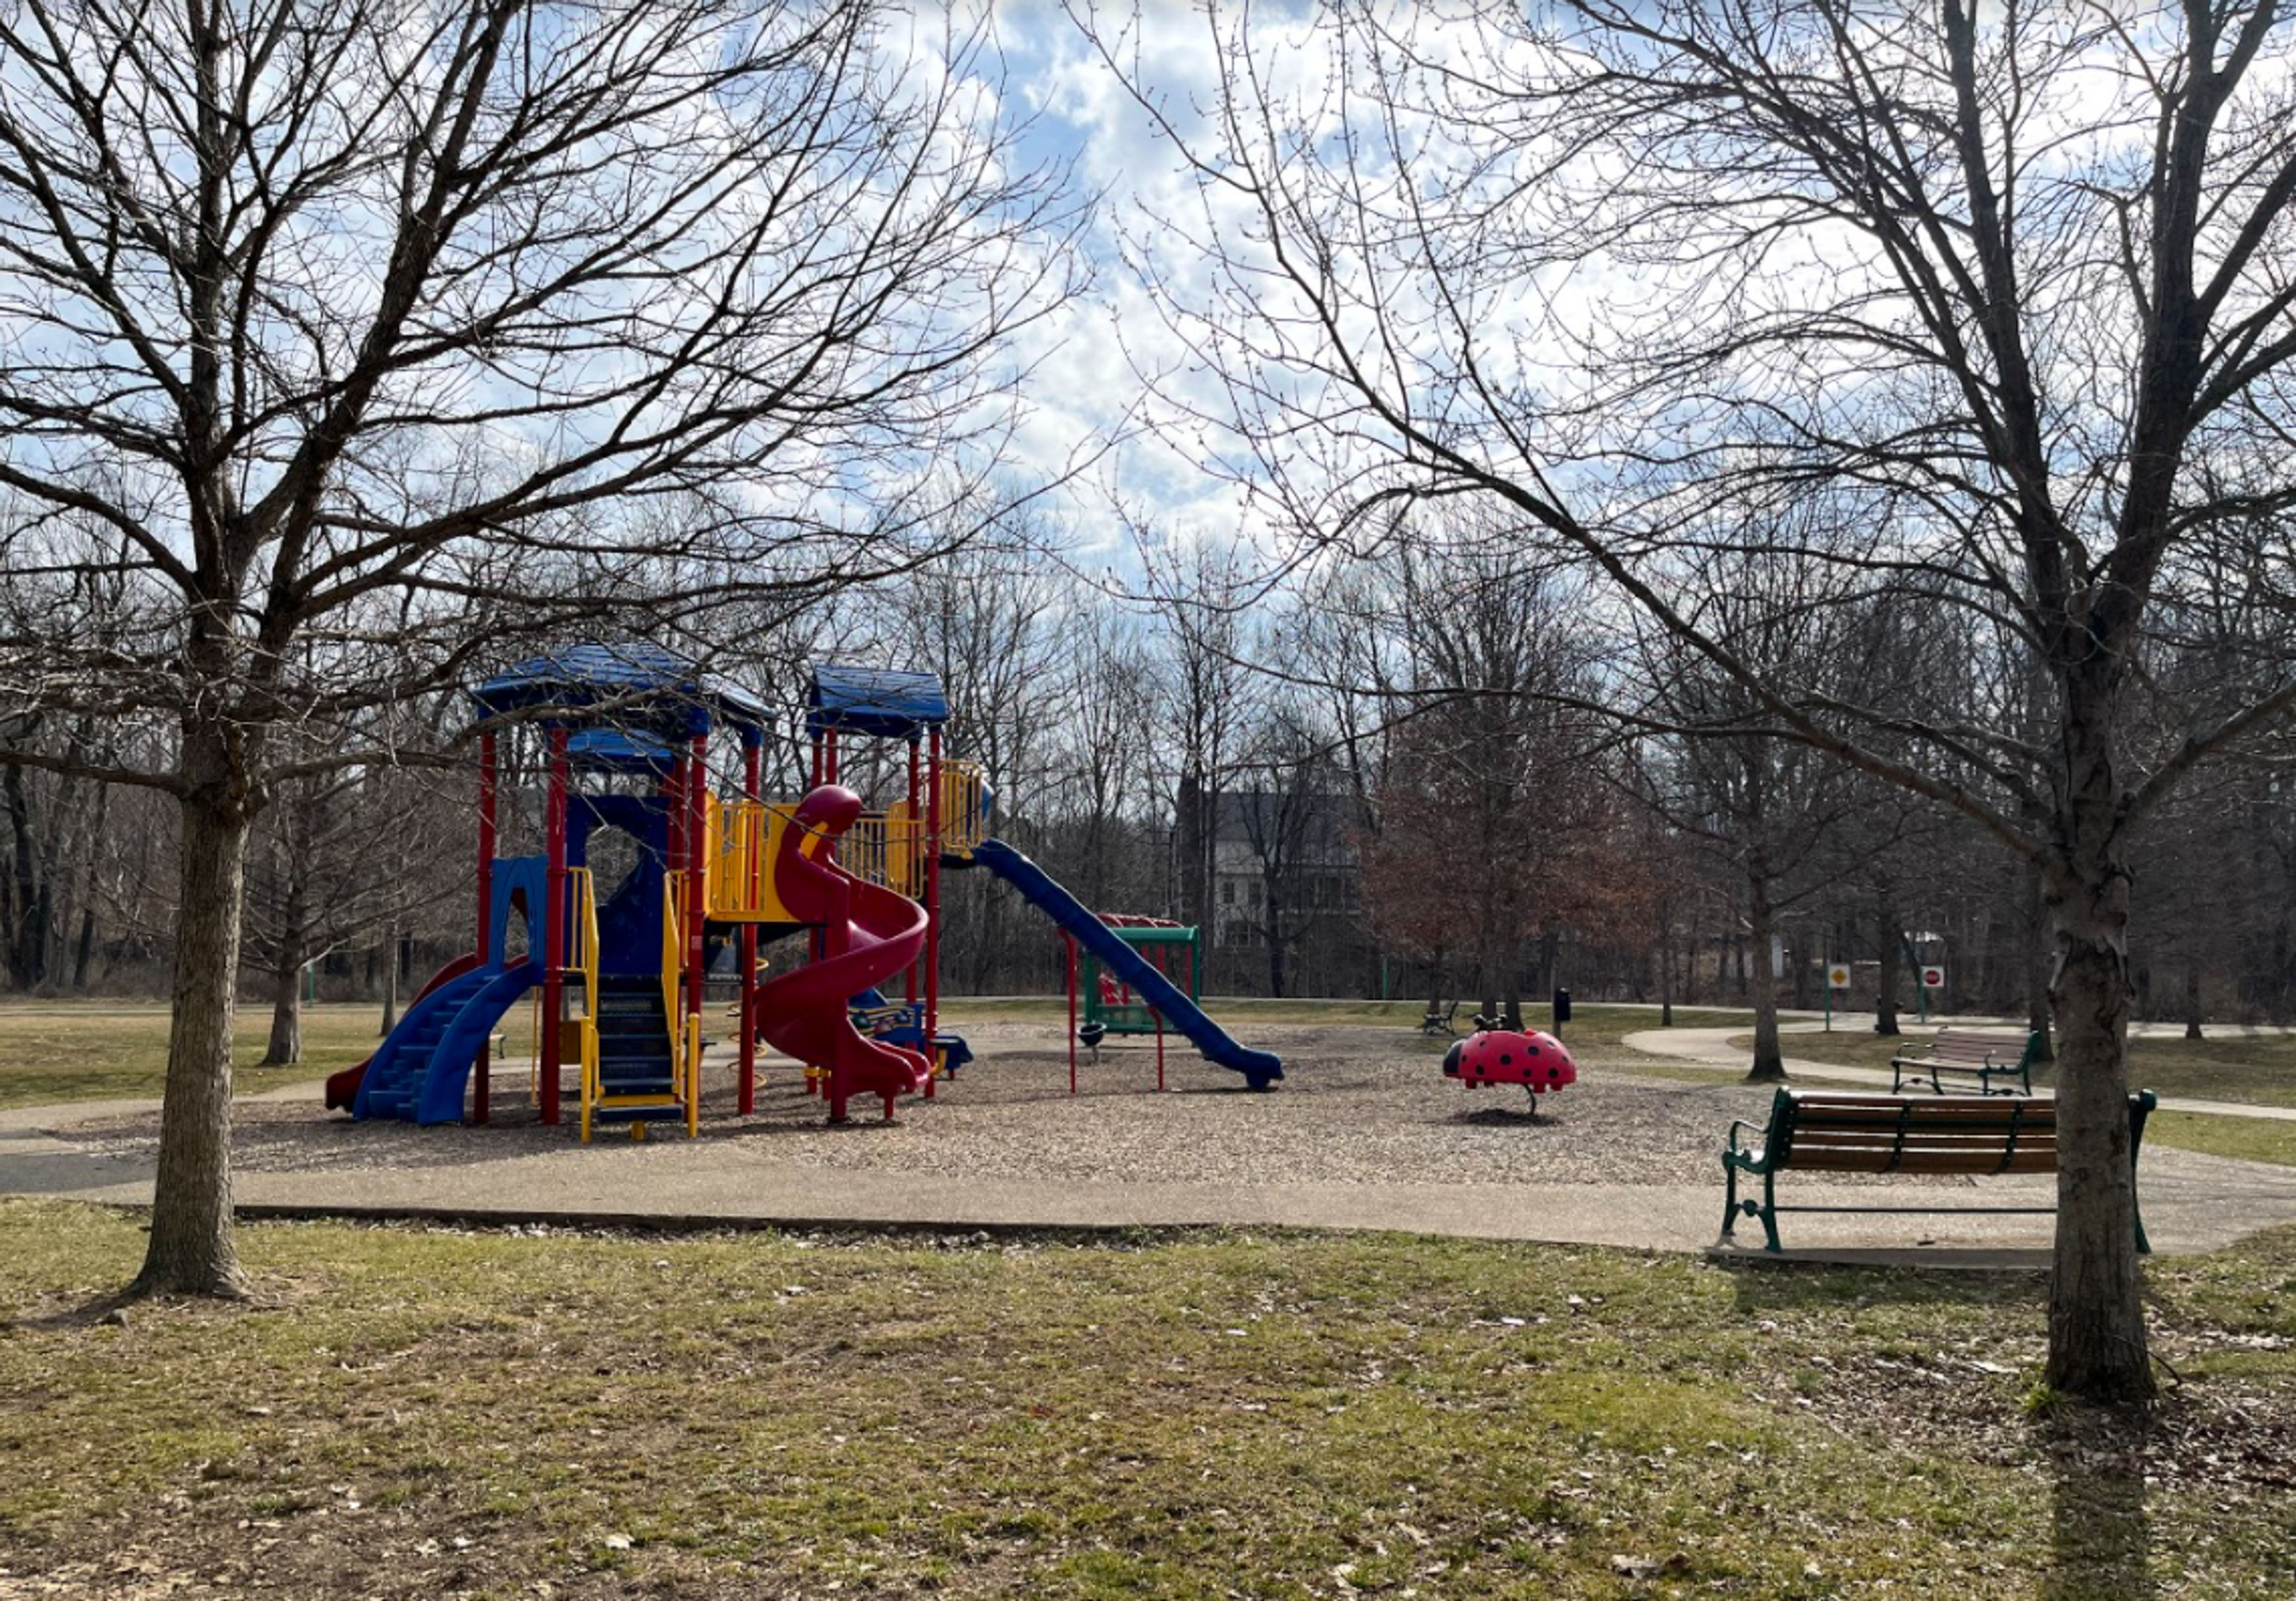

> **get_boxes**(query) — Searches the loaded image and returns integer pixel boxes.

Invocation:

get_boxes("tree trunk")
[1659,916,1674,1027]
[4,761,41,989]
[378,923,399,1037]
[1745,840,1785,1081]
[2043,867,2152,1402]
[261,870,306,1066]
[2184,963,2203,1042]
[1874,886,1902,1036]
[1265,886,1287,998]
[72,904,96,990]
[2025,860,2055,1061]
[264,957,303,1066]
[132,788,252,1299]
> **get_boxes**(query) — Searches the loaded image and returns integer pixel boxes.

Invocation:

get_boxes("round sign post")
[1824,963,1851,1031]
[1918,965,1946,1026]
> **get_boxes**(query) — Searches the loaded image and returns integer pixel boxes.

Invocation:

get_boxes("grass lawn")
[2147,1111,2296,1169]
[1,1202,2289,1598]
[0,1001,547,1111]
[1767,1026,2296,1110]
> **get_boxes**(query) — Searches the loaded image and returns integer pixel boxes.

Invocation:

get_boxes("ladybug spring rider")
[1442,1027,1578,1107]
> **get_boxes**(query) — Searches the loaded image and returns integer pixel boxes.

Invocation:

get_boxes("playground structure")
[1083,917,1202,1036]
[1061,914,1204,1093]
[1442,1029,1577,1106]
[324,645,1281,1136]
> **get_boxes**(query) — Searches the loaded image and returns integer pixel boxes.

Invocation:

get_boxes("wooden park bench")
[1891,1026,2044,1096]
[1720,1088,2156,1254]
[1419,1000,1460,1038]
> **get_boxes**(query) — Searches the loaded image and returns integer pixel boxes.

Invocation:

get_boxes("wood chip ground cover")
[44,1019,2059,1194]
[2,1203,2291,1599]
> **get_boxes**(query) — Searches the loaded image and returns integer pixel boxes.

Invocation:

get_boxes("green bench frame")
[1721,1087,2156,1253]
[1890,1026,2045,1096]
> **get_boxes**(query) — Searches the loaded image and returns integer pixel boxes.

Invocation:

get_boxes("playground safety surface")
[8,1020,2294,1260]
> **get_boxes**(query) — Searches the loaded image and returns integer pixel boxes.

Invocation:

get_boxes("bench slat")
[1787,1149,2057,1176]
[1794,1126,2050,1146]
[1787,1112,2053,1132]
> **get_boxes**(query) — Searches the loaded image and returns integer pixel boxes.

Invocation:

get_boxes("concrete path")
[1622,1023,2296,1124]
[5,1067,2294,1262]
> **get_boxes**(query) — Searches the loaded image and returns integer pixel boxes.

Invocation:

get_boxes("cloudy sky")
[948,1,1296,559]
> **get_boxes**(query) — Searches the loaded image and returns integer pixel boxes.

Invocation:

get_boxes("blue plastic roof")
[565,727,677,772]
[807,664,948,739]
[472,642,769,739]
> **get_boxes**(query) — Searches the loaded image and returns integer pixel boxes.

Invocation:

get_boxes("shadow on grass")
[1719,1259,2042,1316]
[1,1286,141,1334]
[2043,1423,2153,1599]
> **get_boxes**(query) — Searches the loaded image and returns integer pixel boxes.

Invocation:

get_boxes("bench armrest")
[1724,1117,1766,1157]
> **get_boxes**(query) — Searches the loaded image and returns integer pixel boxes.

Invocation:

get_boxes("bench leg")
[1758,1170,1782,1252]
[1721,1161,1739,1241]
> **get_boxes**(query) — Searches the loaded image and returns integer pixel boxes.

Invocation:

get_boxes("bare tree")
[1087,0,2296,1399]
[0,0,1081,1297]
[241,750,465,1065]
[900,523,1071,989]
[1138,535,1262,936]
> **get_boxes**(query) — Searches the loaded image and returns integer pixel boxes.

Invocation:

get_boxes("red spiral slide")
[754,785,933,1123]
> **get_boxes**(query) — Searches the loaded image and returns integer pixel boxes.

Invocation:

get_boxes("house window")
[1221,880,1236,905]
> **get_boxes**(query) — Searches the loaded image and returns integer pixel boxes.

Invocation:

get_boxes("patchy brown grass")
[1,1201,2289,1599]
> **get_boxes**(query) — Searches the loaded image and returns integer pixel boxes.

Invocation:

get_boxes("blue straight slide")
[968,837,1283,1088]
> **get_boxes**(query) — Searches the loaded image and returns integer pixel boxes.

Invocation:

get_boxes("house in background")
[1207,789,1366,995]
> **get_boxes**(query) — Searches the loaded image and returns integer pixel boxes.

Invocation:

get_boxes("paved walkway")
[1622,1023,2296,1123]
[5,1058,2294,1262]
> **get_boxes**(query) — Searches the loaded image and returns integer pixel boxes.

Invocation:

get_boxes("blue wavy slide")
[967,838,1283,1088]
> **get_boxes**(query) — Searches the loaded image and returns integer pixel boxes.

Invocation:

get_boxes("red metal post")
[804,719,822,1093]
[541,725,569,1125]
[1065,931,1078,1096]
[805,730,823,977]
[475,731,497,1124]
[926,727,942,1048]
[905,735,921,1008]
[1153,943,1166,1093]
[687,732,708,1083]
[739,737,761,1115]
